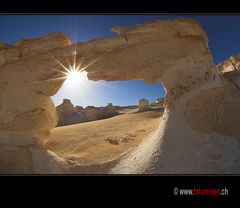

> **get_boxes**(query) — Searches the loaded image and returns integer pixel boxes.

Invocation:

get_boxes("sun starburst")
[45,45,112,85]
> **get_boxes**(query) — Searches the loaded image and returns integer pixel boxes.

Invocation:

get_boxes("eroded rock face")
[105,103,114,111]
[1,18,240,174]
[56,99,83,126]
[0,42,10,51]
[138,99,150,112]
[217,54,240,90]
[217,54,240,73]
[155,98,165,108]
[0,33,72,173]
[56,101,119,127]
[0,32,72,132]
[76,105,84,112]
[102,103,118,118]
[83,106,104,122]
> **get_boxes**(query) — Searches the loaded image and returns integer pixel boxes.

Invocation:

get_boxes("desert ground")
[46,108,163,166]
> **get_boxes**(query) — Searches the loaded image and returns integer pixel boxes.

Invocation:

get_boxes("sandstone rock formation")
[102,103,118,118]
[150,97,165,108]
[56,99,83,126]
[217,54,240,73]
[83,106,104,122]
[217,54,240,90]
[0,32,72,173]
[56,101,119,127]
[138,99,150,112]
[83,104,118,122]
[155,98,165,106]
[0,42,10,51]
[105,103,114,112]
[76,105,84,112]
[1,19,240,174]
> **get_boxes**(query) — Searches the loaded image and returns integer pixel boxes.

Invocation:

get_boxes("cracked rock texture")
[1,19,240,173]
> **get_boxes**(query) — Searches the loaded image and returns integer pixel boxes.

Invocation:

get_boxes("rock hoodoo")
[1,19,240,174]
[56,101,119,126]
[56,99,83,126]
[102,103,118,118]
[138,99,150,112]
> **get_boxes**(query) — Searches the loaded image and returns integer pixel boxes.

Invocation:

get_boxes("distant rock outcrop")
[217,54,240,89]
[76,105,84,112]
[102,103,119,118]
[83,106,104,122]
[83,103,119,122]
[155,97,164,105]
[56,99,83,126]
[151,97,165,108]
[217,54,240,73]
[138,99,150,112]
[56,101,119,126]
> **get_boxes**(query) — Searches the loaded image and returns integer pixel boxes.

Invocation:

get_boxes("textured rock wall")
[0,33,72,173]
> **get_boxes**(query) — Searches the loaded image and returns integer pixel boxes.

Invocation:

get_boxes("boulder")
[138,99,150,112]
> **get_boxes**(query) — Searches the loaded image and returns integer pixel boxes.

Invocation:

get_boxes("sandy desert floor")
[46,108,163,166]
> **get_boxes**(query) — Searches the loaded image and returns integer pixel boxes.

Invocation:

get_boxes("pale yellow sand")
[46,109,162,166]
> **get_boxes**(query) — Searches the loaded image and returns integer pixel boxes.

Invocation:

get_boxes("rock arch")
[1,19,240,173]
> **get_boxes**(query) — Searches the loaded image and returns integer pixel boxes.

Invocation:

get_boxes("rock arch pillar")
[0,33,72,173]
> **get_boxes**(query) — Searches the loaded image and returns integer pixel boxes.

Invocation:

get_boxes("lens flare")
[66,69,88,85]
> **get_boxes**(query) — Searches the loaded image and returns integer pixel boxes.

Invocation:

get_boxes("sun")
[47,46,112,87]
[65,68,88,86]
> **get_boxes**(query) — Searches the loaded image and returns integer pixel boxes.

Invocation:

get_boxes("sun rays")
[46,45,113,84]
[47,44,122,107]
[65,69,88,85]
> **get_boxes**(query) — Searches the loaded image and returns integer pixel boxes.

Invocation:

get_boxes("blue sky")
[1,15,239,107]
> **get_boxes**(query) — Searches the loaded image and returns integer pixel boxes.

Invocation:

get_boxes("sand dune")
[46,109,162,166]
